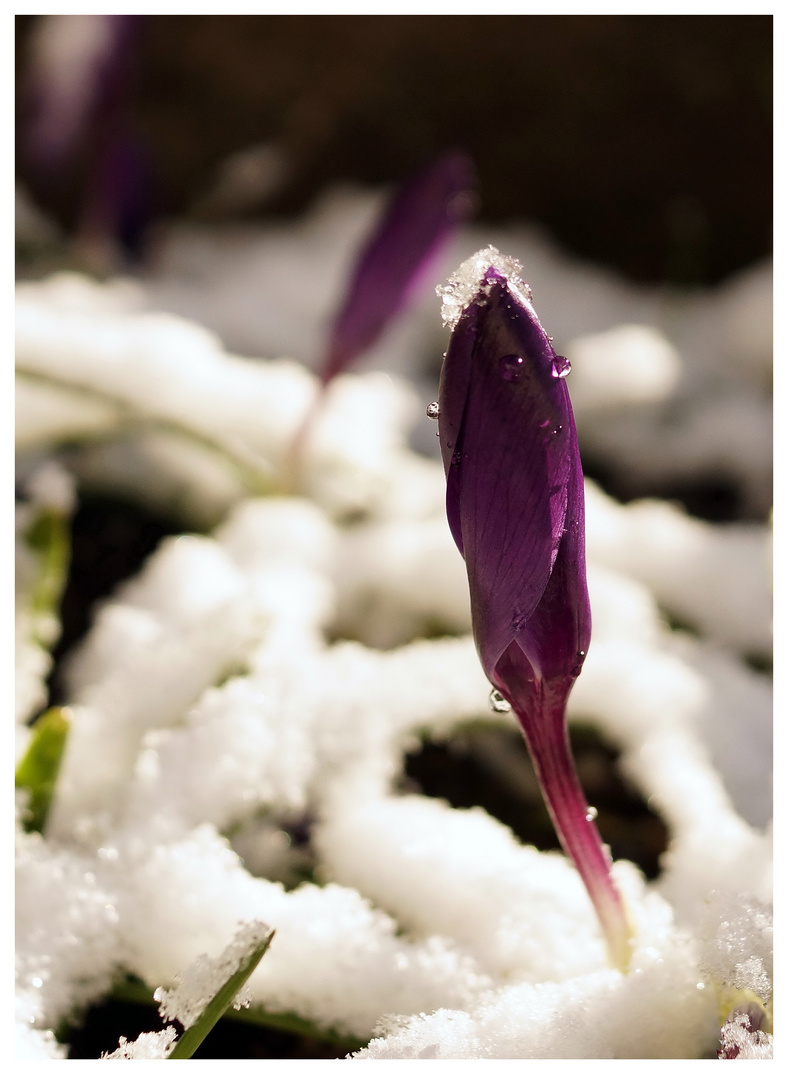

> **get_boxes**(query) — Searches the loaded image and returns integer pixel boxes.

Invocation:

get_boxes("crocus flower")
[320,150,477,385]
[20,14,150,267]
[286,151,476,489]
[23,15,142,171]
[436,246,632,971]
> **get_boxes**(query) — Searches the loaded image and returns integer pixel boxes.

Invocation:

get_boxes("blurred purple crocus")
[436,247,632,971]
[319,150,477,385]
[20,14,150,267]
[287,151,476,488]
[23,14,141,172]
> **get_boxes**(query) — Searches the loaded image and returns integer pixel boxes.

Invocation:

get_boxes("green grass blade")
[24,505,71,630]
[167,931,275,1059]
[15,707,71,833]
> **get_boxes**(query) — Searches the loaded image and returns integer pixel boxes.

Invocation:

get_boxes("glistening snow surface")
[436,244,532,328]
[15,186,772,1060]
[154,919,272,1027]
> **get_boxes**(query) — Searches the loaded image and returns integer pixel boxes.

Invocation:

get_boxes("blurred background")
[16,13,772,285]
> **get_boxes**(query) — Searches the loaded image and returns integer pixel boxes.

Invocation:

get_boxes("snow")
[436,244,531,328]
[15,182,771,1059]
[154,919,272,1027]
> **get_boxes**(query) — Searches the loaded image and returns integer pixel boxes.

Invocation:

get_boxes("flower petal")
[321,150,477,384]
[438,265,579,681]
[23,15,142,173]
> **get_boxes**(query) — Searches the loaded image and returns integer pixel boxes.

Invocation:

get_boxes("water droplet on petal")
[499,354,525,381]
[570,649,587,677]
[426,401,440,419]
[585,806,598,822]
[488,689,512,713]
[552,354,571,378]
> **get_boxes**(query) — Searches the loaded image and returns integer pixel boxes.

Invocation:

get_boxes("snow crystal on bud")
[437,246,531,329]
[718,1014,773,1060]
[101,1026,179,1059]
[154,920,272,1029]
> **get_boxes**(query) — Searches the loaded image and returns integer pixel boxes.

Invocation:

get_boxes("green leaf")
[109,975,364,1053]
[167,930,275,1059]
[24,505,71,629]
[15,707,70,833]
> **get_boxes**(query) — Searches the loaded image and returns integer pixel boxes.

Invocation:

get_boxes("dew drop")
[451,451,462,466]
[552,354,571,378]
[551,424,564,436]
[488,689,512,713]
[499,354,525,381]
[426,401,440,420]
[585,806,598,822]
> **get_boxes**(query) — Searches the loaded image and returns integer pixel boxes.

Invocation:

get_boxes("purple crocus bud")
[22,15,142,175]
[436,246,632,971]
[20,15,149,268]
[320,151,477,385]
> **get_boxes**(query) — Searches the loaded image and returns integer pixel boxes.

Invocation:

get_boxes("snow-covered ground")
[15,184,772,1059]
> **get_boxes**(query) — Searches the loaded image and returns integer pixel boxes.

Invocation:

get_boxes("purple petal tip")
[321,151,477,384]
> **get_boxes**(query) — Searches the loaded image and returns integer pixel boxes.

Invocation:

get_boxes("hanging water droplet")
[488,689,512,713]
[570,649,587,678]
[551,354,571,378]
[498,354,524,381]
[426,401,440,420]
[585,806,598,822]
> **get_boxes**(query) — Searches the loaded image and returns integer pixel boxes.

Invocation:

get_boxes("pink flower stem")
[512,685,633,972]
